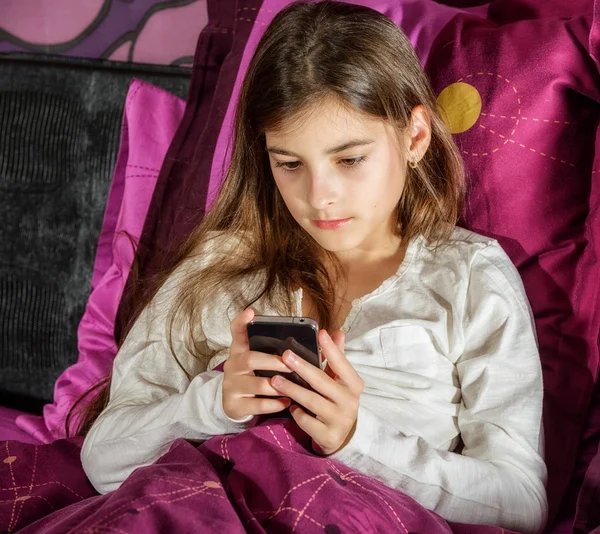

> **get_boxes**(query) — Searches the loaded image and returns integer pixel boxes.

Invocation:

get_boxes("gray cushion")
[0,56,189,407]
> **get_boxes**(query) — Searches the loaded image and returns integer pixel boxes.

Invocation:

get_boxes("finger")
[280,348,346,403]
[319,330,363,397]
[289,404,327,440]
[246,396,291,416]
[229,308,255,354]
[271,374,337,423]
[237,375,289,397]
[330,330,345,352]
[324,330,344,379]
[287,337,320,367]
[244,351,291,373]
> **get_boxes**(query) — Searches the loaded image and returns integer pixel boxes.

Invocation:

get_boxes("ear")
[405,105,432,165]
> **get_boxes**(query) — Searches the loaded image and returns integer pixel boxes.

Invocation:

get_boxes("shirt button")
[341,325,350,333]
[352,298,361,306]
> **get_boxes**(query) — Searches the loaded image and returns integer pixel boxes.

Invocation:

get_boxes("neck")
[336,234,403,272]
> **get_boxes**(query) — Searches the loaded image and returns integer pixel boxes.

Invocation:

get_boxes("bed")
[1,0,599,532]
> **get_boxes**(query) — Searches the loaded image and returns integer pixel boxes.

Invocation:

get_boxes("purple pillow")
[425,2,600,519]
[14,79,185,442]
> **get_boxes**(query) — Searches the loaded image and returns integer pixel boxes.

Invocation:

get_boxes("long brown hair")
[70,0,465,437]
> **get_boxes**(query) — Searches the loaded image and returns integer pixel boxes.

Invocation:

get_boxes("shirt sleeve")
[81,259,254,495]
[331,242,548,534]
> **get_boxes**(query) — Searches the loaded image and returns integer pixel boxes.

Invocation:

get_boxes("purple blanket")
[1,418,513,533]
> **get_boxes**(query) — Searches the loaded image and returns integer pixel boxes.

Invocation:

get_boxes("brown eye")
[276,161,302,171]
[339,157,364,167]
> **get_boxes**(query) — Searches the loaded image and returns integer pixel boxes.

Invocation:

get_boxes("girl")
[80,2,548,532]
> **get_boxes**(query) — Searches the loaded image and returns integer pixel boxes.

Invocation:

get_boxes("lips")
[311,218,352,230]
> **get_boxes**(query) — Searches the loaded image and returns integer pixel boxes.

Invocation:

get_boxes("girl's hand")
[222,309,293,421]
[271,329,364,455]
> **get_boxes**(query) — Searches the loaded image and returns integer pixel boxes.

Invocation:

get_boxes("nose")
[307,168,338,210]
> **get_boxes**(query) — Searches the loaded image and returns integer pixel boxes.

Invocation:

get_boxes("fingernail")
[283,351,297,365]
[272,375,285,388]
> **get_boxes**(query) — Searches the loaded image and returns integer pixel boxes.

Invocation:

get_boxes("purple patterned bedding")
[1,417,515,533]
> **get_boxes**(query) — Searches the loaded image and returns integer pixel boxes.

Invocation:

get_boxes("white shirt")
[81,227,548,533]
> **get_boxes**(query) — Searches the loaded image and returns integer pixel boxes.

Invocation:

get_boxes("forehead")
[265,99,384,141]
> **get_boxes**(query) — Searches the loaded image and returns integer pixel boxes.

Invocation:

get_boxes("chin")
[307,230,363,253]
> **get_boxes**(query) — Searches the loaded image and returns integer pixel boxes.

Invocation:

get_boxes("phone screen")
[247,321,320,390]
[247,323,319,364]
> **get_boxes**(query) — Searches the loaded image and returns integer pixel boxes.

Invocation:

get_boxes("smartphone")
[247,315,322,390]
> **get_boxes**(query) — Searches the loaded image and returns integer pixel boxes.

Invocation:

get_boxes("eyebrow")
[266,138,375,158]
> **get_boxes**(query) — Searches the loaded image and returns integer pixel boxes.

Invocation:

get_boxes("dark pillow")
[14,80,186,443]
[0,56,190,408]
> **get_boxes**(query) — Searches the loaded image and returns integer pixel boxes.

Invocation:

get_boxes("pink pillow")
[15,79,185,442]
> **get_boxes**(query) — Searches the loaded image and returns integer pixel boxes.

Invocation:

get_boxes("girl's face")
[266,102,410,259]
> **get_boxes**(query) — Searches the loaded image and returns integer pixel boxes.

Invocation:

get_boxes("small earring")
[408,159,418,169]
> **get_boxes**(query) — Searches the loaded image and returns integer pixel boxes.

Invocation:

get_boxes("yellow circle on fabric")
[437,82,482,134]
